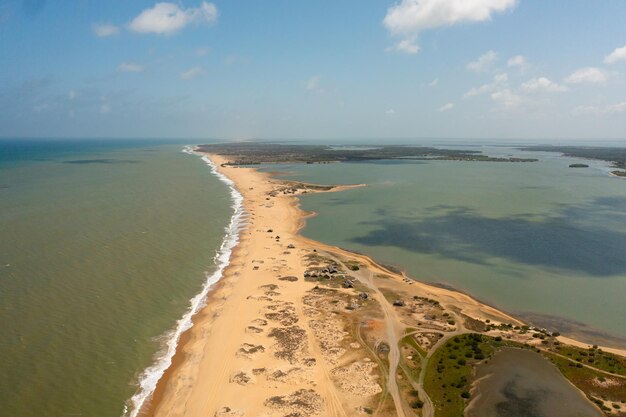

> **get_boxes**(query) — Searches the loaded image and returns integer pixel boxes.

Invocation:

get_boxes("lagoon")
[272,146,626,344]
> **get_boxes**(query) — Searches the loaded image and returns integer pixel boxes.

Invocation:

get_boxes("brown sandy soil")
[142,153,626,417]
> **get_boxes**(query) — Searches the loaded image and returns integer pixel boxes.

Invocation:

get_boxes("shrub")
[410,400,424,409]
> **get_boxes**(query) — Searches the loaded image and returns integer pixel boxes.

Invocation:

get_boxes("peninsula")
[142,144,626,417]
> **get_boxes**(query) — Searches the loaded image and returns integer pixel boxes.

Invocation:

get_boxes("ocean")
[270,144,626,344]
[0,140,239,417]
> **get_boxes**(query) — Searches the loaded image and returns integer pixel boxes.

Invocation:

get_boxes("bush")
[410,400,424,409]
[461,391,471,399]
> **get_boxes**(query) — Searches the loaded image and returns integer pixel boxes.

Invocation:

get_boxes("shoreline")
[126,149,246,417]
[139,152,626,417]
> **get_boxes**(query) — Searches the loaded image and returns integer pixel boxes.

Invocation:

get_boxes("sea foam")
[124,146,245,417]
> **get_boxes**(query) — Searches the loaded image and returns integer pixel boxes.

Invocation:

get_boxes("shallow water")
[467,348,602,417]
[272,146,626,343]
[0,140,233,416]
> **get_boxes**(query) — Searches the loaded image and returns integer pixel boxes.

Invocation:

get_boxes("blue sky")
[1,0,625,140]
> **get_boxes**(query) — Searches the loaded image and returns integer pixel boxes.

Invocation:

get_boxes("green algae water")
[273,145,626,344]
[0,140,235,417]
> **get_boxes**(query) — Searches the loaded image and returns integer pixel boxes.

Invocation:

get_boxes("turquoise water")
[0,140,233,416]
[272,146,626,343]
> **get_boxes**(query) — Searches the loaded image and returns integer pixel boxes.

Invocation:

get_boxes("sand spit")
[142,153,625,417]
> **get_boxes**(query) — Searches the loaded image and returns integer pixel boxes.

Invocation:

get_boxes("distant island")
[196,143,538,165]
[522,146,626,177]
[569,163,589,168]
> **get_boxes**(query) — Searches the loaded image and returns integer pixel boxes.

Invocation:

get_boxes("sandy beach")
[141,153,626,417]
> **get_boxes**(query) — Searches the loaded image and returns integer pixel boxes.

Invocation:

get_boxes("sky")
[1,0,626,140]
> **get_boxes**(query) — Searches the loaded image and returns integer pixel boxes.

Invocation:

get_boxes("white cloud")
[571,105,597,116]
[92,23,120,37]
[438,102,454,112]
[428,78,439,87]
[223,55,247,65]
[383,0,517,54]
[490,88,522,109]
[464,73,508,97]
[521,77,567,93]
[467,50,498,72]
[564,67,608,84]
[117,62,144,73]
[605,45,626,64]
[180,66,204,80]
[195,47,209,56]
[573,102,626,116]
[386,38,420,54]
[606,102,626,114]
[306,75,321,91]
[129,2,218,35]
[507,55,527,68]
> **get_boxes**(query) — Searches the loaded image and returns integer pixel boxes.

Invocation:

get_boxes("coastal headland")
[140,148,626,417]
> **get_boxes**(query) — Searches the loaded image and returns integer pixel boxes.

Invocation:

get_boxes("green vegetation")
[401,333,427,359]
[569,163,590,168]
[196,143,538,165]
[424,334,502,417]
[416,324,626,417]
[544,352,626,413]
[379,287,404,305]
[552,345,626,376]
[398,335,426,415]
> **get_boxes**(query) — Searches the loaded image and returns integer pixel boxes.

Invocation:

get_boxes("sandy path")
[358,268,407,417]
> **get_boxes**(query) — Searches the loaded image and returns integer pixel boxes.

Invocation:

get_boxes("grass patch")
[553,345,626,376]
[402,334,427,358]
[344,260,361,271]
[379,287,404,305]
[424,334,503,417]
